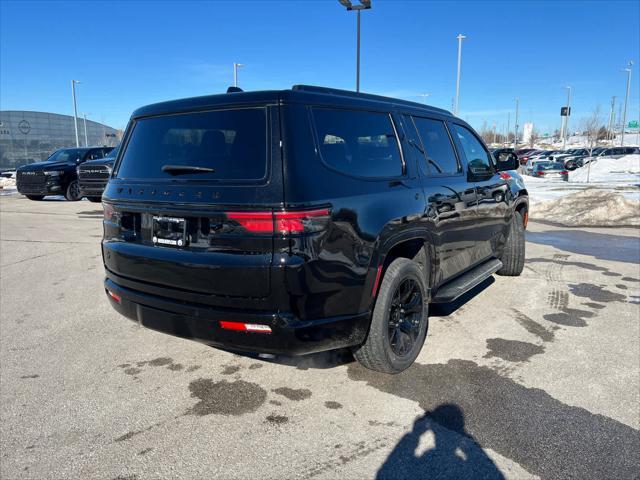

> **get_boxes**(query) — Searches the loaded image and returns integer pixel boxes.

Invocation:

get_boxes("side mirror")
[496,153,518,171]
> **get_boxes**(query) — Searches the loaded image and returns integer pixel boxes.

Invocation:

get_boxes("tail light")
[538,171,545,176]
[561,171,569,175]
[499,172,511,180]
[226,208,330,235]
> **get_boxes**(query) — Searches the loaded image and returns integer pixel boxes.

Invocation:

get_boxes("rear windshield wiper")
[161,165,215,175]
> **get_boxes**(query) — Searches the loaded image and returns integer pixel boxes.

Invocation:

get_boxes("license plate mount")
[152,216,187,247]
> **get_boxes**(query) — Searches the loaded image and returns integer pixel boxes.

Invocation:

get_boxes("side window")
[451,124,494,177]
[312,108,403,178]
[412,117,460,175]
[88,149,104,160]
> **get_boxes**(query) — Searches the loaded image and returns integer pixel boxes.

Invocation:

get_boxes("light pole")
[607,96,616,141]
[82,113,89,147]
[514,98,519,150]
[454,34,466,115]
[417,93,432,103]
[233,63,244,88]
[71,80,81,147]
[621,61,633,147]
[338,0,371,92]
[506,112,510,147]
[562,86,572,149]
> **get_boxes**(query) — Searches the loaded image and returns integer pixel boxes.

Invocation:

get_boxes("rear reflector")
[372,265,383,297]
[106,289,121,303]
[219,321,272,333]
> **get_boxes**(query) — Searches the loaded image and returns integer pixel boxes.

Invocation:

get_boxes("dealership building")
[0,111,121,169]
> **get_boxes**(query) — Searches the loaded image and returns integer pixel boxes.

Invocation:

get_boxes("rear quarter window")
[116,108,267,181]
[312,108,403,178]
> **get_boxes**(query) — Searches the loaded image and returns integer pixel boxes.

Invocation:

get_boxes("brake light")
[226,211,273,233]
[103,203,115,221]
[561,171,568,175]
[226,208,330,235]
[275,208,330,234]
[219,321,272,333]
[499,172,511,180]
[538,171,545,176]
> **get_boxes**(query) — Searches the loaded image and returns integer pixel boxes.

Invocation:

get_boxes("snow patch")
[531,189,640,227]
[569,154,640,184]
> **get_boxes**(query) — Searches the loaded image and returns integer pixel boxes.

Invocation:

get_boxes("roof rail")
[291,85,451,115]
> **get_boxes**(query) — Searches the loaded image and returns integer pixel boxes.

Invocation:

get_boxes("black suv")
[17,147,113,201]
[103,86,528,373]
[78,145,119,202]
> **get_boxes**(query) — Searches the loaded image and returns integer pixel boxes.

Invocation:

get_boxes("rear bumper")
[105,278,370,355]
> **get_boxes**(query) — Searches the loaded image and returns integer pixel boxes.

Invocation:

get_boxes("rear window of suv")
[116,108,267,181]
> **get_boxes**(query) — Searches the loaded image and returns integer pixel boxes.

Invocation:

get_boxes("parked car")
[598,146,639,159]
[78,145,120,202]
[517,149,542,166]
[16,147,113,201]
[102,85,528,374]
[560,148,592,170]
[515,148,535,156]
[531,161,568,181]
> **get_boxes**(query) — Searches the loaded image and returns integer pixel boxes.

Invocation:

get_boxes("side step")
[431,258,503,303]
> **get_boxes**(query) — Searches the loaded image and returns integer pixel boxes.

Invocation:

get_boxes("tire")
[354,258,429,374]
[87,196,102,203]
[497,210,525,276]
[65,180,82,201]
[26,195,44,201]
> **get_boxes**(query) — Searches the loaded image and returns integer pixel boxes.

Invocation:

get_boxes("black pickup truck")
[102,85,528,373]
[78,145,119,202]
[17,147,113,201]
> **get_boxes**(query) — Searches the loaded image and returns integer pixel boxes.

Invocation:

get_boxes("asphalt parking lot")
[1,195,639,480]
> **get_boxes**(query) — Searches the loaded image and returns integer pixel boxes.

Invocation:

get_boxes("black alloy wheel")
[387,278,423,357]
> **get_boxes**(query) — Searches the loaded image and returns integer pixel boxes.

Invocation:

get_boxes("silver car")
[531,161,568,181]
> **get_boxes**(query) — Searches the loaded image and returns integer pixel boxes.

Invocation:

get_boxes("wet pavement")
[1,196,639,479]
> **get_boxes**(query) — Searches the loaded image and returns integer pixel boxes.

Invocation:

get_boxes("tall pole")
[71,80,80,148]
[82,114,88,147]
[454,34,466,116]
[621,61,633,147]
[563,86,572,149]
[607,96,616,141]
[356,9,361,92]
[514,98,519,150]
[506,112,510,147]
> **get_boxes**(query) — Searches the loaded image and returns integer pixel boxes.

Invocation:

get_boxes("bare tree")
[581,106,604,155]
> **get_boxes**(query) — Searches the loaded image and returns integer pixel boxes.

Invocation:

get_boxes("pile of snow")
[569,154,640,184]
[530,189,640,227]
[0,176,16,189]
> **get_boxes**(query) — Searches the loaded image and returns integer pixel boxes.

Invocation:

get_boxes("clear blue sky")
[1,0,638,135]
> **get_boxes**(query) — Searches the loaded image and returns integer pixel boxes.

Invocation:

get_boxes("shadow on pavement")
[377,405,504,480]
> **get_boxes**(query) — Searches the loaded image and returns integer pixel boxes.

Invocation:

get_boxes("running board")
[431,258,503,303]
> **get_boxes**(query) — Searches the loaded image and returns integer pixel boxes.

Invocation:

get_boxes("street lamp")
[338,0,372,92]
[562,86,572,149]
[82,113,90,147]
[454,34,466,115]
[514,98,519,149]
[71,80,81,147]
[621,61,633,147]
[233,63,244,88]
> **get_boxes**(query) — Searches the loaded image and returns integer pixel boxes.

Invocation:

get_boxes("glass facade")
[0,111,121,169]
